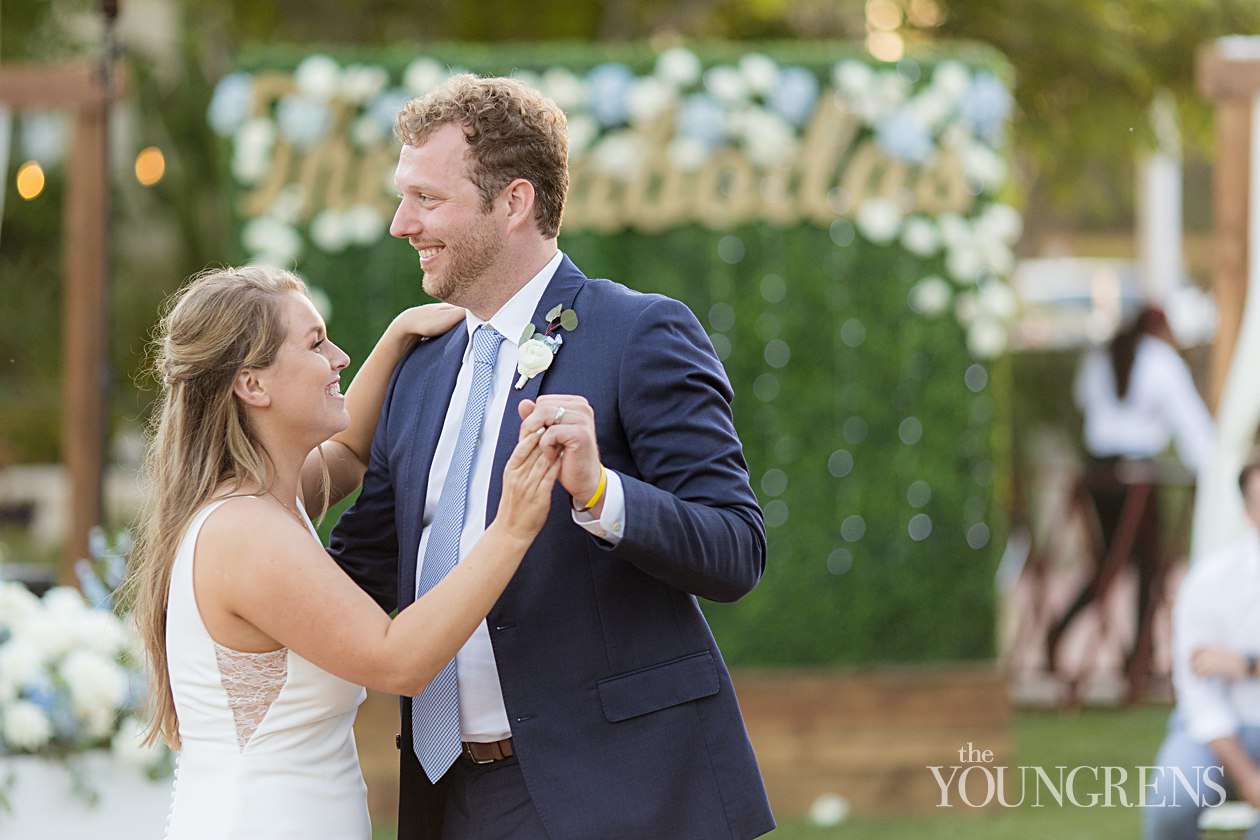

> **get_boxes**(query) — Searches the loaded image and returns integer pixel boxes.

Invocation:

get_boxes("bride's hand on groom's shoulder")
[388,302,465,343]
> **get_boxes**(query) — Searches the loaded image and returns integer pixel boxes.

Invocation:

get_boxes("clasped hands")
[518,395,606,517]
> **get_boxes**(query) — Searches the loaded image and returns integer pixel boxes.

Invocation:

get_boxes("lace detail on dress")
[213,643,289,750]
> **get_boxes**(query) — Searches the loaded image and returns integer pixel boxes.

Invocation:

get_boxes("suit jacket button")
[395,733,401,750]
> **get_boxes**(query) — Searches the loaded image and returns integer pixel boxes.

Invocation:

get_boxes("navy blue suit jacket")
[330,256,775,840]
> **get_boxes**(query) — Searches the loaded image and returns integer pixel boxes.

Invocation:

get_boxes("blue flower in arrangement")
[276,95,332,150]
[585,63,635,127]
[675,93,728,149]
[368,87,413,132]
[769,66,819,127]
[874,109,933,164]
[960,72,1013,145]
[207,72,255,138]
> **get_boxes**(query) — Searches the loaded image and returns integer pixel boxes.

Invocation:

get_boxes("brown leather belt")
[462,737,514,764]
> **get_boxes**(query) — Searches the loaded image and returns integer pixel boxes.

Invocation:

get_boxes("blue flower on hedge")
[276,95,332,150]
[769,66,819,127]
[585,63,635,127]
[207,72,255,138]
[368,87,413,132]
[874,109,933,164]
[25,682,79,740]
[960,72,1012,145]
[675,93,728,149]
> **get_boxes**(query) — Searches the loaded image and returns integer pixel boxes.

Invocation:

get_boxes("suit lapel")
[399,327,468,606]
[484,256,587,526]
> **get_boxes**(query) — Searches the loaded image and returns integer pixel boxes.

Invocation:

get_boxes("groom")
[330,73,774,840]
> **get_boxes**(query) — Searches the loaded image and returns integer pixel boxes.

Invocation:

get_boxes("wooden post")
[0,62,119,581]
[1198,45,1260,411]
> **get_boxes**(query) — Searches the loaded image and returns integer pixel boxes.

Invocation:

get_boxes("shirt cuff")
[572,470,625,545]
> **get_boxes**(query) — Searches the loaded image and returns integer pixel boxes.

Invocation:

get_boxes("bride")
[124,265,560,839]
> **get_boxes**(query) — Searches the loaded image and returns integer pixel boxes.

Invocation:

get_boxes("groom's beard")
[421,222,505,308]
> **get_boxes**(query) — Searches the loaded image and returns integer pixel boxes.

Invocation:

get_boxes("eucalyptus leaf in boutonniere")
[515,304,580,389]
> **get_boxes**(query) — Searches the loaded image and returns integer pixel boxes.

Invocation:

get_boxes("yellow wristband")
[576,467,608,512]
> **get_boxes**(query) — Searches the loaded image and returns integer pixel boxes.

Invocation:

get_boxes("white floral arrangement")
[209,46,1021,357]
[0,532,168,806]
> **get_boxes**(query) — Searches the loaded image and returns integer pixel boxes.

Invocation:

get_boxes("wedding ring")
[552,406,567,424]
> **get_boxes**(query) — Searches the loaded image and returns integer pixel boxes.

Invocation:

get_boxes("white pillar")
[1137,92,1182,304]
[1191,92,1260,558]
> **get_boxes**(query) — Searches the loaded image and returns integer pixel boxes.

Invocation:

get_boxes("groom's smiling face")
[389,122,507,309]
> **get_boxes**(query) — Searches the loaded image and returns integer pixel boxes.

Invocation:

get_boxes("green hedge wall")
[225,42,1012,666]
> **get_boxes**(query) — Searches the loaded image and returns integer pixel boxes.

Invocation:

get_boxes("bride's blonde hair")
[123,265,313,748]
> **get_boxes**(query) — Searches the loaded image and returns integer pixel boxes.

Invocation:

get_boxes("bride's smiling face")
[253,291,351,441]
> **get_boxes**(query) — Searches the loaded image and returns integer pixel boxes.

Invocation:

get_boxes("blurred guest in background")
[1046,305,1214,673]
[1143,457,1260,839]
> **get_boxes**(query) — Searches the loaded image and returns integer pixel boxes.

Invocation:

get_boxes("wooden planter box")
[352,663,1012,822]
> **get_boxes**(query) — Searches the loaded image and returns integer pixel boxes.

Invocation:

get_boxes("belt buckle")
[462,739,511,765]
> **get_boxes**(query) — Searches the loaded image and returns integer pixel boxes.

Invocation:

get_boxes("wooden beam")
[1207,100,1252,411]
[1199,46,1260,102]
[0,63,114,108]
[61,97,110,580]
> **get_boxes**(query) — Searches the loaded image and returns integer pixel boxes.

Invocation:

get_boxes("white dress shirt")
[415,249,626,742]
[1173,529,1260,743]
[1073,336,1214,473]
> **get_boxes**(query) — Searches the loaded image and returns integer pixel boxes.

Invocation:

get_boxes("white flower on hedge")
[905,88,953,132]
[809,793,851,827]
[878,72,911,109]
[541,67,586,111]
[566,114,599,158]
[339,64,388,104]
[667,136,709,171]
[977,202,1024,245]
[277,95,332,150]
[306,286,334,323]
[43,585,87,619]
[937,213,972,249]
[967,317,1008,358]
[591,131,644,181]
[20,610,76,659]
[404,58,446,95]
[855,198,903,244]
[268,184,307,225]
[346,204,386,245]
[3,699,53,751]
[909,276,952,316]
[961,142,1006,190]
[932,60,971,101]
[61,649,129,722]
[627,76,677,125]
[901,216,941,257]
[231,117,276,185]
[310,210,352,253]
[350,114,386,149]
[946,242,985,281]
[981,239,1016,276]
[294,54,341,100]
[832,60,874,100]
[955,290,980,326]
[739,53,780,95]
[0,581,41,632]
[739,107,797,168]
[939,121,972,152]
[243,216,302,264]
[978,280,1018,321]
[656,47,702,88]
[510,69,541,90]
[704,65,749,104]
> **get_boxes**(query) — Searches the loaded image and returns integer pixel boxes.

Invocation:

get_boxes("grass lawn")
[372,704,1173,839]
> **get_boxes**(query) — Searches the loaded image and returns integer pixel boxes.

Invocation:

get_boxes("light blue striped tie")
[412,324,503,782]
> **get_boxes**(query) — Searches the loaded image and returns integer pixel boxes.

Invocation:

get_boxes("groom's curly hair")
[395,73,570,238]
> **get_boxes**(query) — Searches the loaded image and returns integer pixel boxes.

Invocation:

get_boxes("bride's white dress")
[163,499,370,839]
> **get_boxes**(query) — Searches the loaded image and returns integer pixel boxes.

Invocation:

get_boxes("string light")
[16,161,45,200]
[134,146,165,187]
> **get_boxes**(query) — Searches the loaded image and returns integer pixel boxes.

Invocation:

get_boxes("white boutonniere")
[515,304,579,389]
